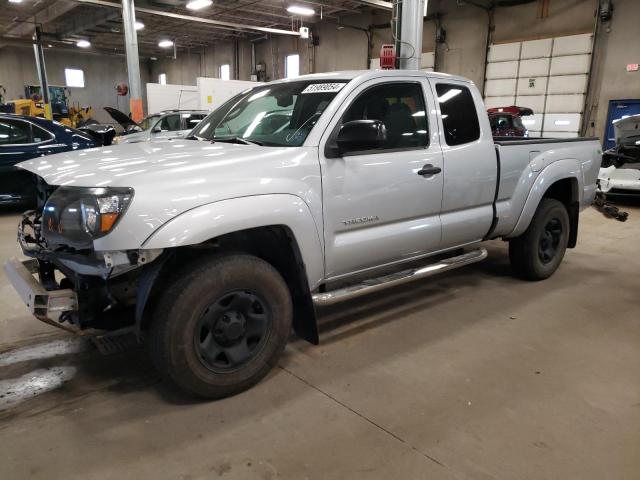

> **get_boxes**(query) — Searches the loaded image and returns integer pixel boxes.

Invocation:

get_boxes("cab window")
[182,113,205,130]
[436,84,480,145]
[158,114,181,131]
[342,82,428,150]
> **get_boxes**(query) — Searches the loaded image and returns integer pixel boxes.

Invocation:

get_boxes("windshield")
[190,80,348,146]
[139,114,161,131]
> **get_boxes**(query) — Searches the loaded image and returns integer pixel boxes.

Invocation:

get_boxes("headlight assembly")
[42,187,133,249]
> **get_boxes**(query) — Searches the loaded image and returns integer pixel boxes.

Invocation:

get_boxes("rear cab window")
[435,83,480,146]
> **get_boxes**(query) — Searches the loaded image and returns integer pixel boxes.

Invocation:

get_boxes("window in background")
[219,64,230,80]
[285,54,299,79]
[158,73,167,85]
[64,68,85,88]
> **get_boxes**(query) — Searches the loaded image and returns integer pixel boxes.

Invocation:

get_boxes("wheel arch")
[507,159,583,246]
[139,195,323,344]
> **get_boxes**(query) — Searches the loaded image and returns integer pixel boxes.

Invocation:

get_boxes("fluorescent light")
[186,0,212,10]
[437,88,461,103]
[76,39,91,48]
[158,39,174,48]
[287,5,315,16]
[8,0,23,3]
[522,119,536,126]
[135,21,144,30]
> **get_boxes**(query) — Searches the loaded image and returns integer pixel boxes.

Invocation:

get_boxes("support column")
[122,0,143,122]
[32,26,52,120]
[398,0,425,70]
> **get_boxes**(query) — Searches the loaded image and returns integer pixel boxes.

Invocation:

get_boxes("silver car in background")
[105,107,208,144]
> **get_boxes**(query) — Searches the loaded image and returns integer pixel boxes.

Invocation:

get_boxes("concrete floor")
[0,204,638,479]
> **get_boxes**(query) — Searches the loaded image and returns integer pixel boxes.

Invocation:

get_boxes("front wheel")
[509,198,570,281]
[150,254,292,398]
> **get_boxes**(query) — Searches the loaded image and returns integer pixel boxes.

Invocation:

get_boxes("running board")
[312,248,488,306]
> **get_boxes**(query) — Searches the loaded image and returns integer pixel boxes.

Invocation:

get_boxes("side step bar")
[312,248,488,306]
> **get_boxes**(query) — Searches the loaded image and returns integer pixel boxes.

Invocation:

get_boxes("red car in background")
[488,106,534,137]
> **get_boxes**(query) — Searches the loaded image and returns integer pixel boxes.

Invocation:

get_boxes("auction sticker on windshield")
[301,83,345,94]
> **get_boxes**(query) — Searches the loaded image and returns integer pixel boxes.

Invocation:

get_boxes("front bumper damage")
[3,258,80,334]
[5,209,164,336]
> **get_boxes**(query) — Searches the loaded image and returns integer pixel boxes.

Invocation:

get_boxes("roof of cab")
[266,69,472,85]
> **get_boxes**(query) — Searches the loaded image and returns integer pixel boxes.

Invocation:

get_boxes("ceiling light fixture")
[287,5,315,16]
[135,21,144,30]
[186,0,212,10]
[8,0,23,4]
[158,39,174,48]
[76,39,91,48]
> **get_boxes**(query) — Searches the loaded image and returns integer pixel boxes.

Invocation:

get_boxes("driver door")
[319,78,444,280]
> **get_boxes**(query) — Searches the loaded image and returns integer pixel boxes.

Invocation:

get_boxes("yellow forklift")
[0,85,95,128]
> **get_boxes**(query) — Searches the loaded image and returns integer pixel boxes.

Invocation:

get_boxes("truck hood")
[17,139,321,251]
[104,107,139,130]
[16,139,272,188]
[613,114,640,146]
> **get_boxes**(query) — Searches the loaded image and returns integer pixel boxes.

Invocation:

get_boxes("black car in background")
[0,114,109,206]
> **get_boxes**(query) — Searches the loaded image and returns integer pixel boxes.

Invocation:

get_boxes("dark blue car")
[0,114,102,206]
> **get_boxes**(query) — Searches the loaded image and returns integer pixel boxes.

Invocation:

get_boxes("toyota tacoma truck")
[4,70,601,398]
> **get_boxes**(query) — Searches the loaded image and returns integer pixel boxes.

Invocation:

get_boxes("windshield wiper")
[211,136,263,146]
[184,134,201,140]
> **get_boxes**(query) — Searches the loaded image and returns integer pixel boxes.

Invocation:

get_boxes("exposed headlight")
[42,187,133,249]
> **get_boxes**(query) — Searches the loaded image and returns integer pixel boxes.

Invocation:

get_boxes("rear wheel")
[150,254,292,398]
[509,198,570,281]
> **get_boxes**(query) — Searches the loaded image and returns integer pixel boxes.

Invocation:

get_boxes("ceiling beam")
[5,0,78,37]
[68,0,301,36]
[352,0,393,10]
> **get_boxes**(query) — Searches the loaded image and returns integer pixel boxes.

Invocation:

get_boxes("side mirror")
[152,126,162,133]
[334,120,386,156]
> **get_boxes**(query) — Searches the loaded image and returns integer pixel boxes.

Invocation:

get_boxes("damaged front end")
[4,181,164,339]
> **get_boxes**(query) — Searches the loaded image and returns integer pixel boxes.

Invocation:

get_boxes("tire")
[150,254,292,398]
[509,198,570,281]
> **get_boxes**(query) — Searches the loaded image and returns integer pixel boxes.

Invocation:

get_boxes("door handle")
[417,164,442,176]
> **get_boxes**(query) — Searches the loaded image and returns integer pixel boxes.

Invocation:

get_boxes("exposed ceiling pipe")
[68,0,301,36]
[353,0,393,9]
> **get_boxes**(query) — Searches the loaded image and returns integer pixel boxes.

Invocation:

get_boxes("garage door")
[484,33,592,138]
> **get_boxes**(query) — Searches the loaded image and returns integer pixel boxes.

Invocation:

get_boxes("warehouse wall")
[0,46,151,124]
[150,41,252,85]
[585,0,640,138]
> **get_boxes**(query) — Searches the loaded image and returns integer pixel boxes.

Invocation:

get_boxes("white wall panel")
[543,113,581,132]
[146,83,199,113]
[520,38,552,59]
[484,96,516,109]
[521,113,544,131]
[487,42,521,62]
[552,33,592,56]
[518,58,550,77]
[516,76,548,95]
[421,52,435,69]
[547,74,588,94]
[545,94,585,113]
[515,95,545,113]
[550,54,591,75]
[485,78,517,96]
[369,58,380,70]
[485,61,519,79]
[528,130,542,137]
[544,131,579,138]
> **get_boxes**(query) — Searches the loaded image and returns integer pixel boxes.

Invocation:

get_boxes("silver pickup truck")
[5,70,601,398]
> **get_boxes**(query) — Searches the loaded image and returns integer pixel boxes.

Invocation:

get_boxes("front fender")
[141,194,325,288]
[507,158,582,238]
